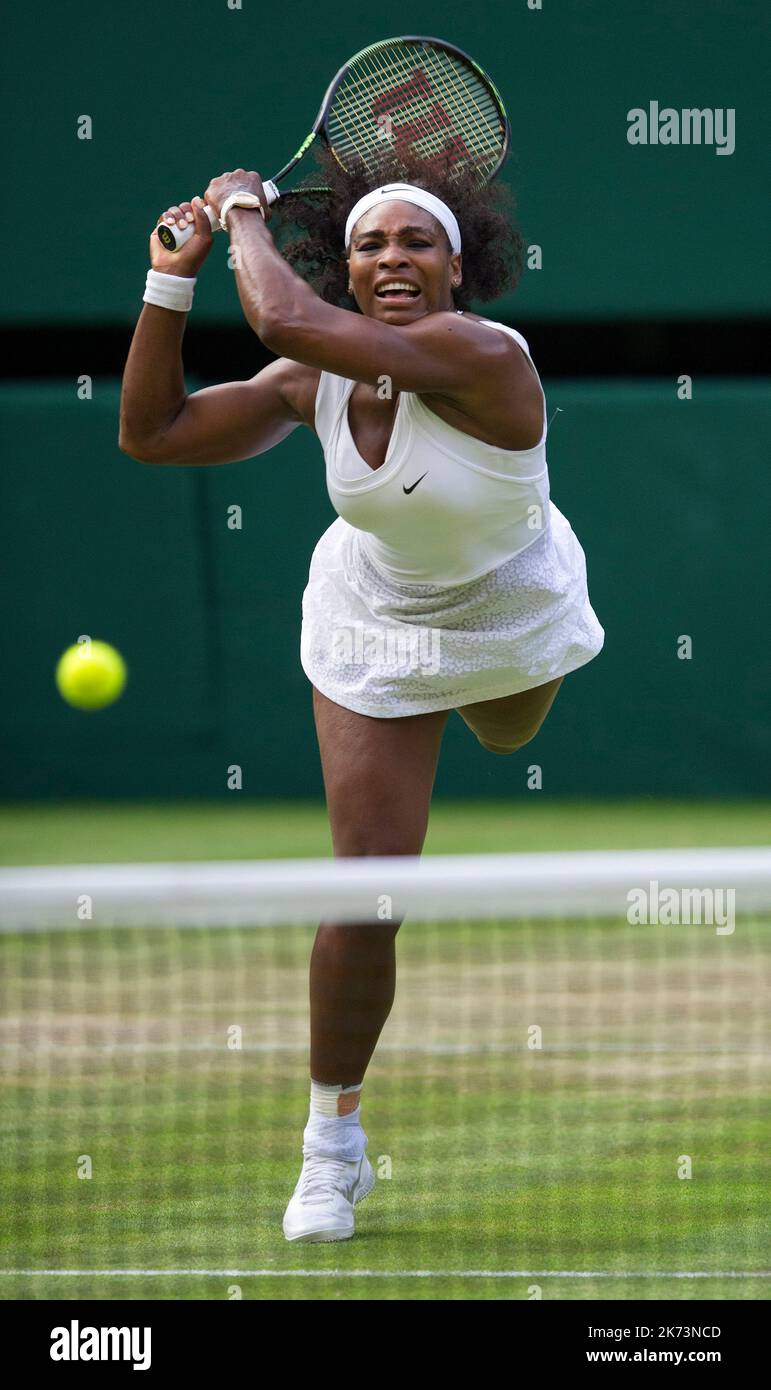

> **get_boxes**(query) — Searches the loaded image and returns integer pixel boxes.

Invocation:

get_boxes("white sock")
[303,1081,366,1161]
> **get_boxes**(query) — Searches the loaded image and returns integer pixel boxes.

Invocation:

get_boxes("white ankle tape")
[310,1080,362,1118]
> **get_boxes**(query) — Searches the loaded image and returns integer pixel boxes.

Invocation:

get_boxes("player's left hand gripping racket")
[156,34,510,251]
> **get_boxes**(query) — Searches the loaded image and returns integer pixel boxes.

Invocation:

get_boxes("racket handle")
[155,180,281,252]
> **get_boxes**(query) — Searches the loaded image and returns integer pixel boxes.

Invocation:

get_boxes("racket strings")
[392,45,502,162]
[360,47,478,168]
[327,41,505,186]
[335,49,496,174]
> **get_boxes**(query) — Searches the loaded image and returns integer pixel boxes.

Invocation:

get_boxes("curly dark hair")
[273,145,525,312]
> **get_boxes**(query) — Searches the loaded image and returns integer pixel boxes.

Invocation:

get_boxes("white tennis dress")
[300,320,604,717]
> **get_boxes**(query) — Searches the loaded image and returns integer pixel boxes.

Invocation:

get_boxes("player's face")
[347,202,461,323]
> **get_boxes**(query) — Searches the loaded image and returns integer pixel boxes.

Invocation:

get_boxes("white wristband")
[143,268,197,312]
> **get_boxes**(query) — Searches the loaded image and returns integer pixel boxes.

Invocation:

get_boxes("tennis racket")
[156,34,510,251]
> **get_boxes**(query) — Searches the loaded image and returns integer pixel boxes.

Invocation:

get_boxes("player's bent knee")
[479,728,539,755]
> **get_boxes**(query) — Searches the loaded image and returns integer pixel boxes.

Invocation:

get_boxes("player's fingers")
[190,197,213,238]
[159,204,191,231]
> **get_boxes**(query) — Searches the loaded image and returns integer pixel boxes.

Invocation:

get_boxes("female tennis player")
[120,149,604,1243]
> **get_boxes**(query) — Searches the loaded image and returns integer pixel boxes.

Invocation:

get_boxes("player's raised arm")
[119,194,305,466]
[208,171,516,399]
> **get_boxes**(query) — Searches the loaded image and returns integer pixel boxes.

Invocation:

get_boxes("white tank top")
[314,320,551,586]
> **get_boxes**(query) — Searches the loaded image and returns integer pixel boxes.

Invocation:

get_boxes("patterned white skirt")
[300,503,604,717]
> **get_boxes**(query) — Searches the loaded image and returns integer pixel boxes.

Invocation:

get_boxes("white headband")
[344,183,461,255]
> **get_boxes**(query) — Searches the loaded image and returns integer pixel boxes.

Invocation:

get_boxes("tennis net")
[1,848,769,1297]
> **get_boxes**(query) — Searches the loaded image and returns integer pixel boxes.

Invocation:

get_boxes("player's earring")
[453,277,461,285]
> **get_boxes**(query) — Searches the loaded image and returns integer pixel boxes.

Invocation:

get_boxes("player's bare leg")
[310,687,449,1082]
[456,675,564,753]
[283,688,448,1242]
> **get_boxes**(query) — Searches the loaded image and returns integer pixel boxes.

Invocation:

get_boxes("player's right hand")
[149,197,213,276]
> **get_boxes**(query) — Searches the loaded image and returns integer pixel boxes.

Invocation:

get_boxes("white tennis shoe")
[282,1152,375,1243]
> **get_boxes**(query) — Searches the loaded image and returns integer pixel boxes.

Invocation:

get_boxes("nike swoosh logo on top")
[403,472,428,494]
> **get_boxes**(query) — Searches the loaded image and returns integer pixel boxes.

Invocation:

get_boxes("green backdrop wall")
[2,380,769,799]
[3,1,768,800]
[4,0,766,322]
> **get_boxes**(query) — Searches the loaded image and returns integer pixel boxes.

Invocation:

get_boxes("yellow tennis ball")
[55,640,127,711]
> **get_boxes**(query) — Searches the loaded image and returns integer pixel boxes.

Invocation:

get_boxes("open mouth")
[375,282,421,301]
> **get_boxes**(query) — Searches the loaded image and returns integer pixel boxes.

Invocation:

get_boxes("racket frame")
[276,33,511,187]
[156,34,510,250]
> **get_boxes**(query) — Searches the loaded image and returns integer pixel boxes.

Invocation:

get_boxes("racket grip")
[155,181,281,252]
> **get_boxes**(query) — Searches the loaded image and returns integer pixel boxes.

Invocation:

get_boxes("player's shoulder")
[407,309,519,353]
[409,313,532,388]
[452,314,538,377]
